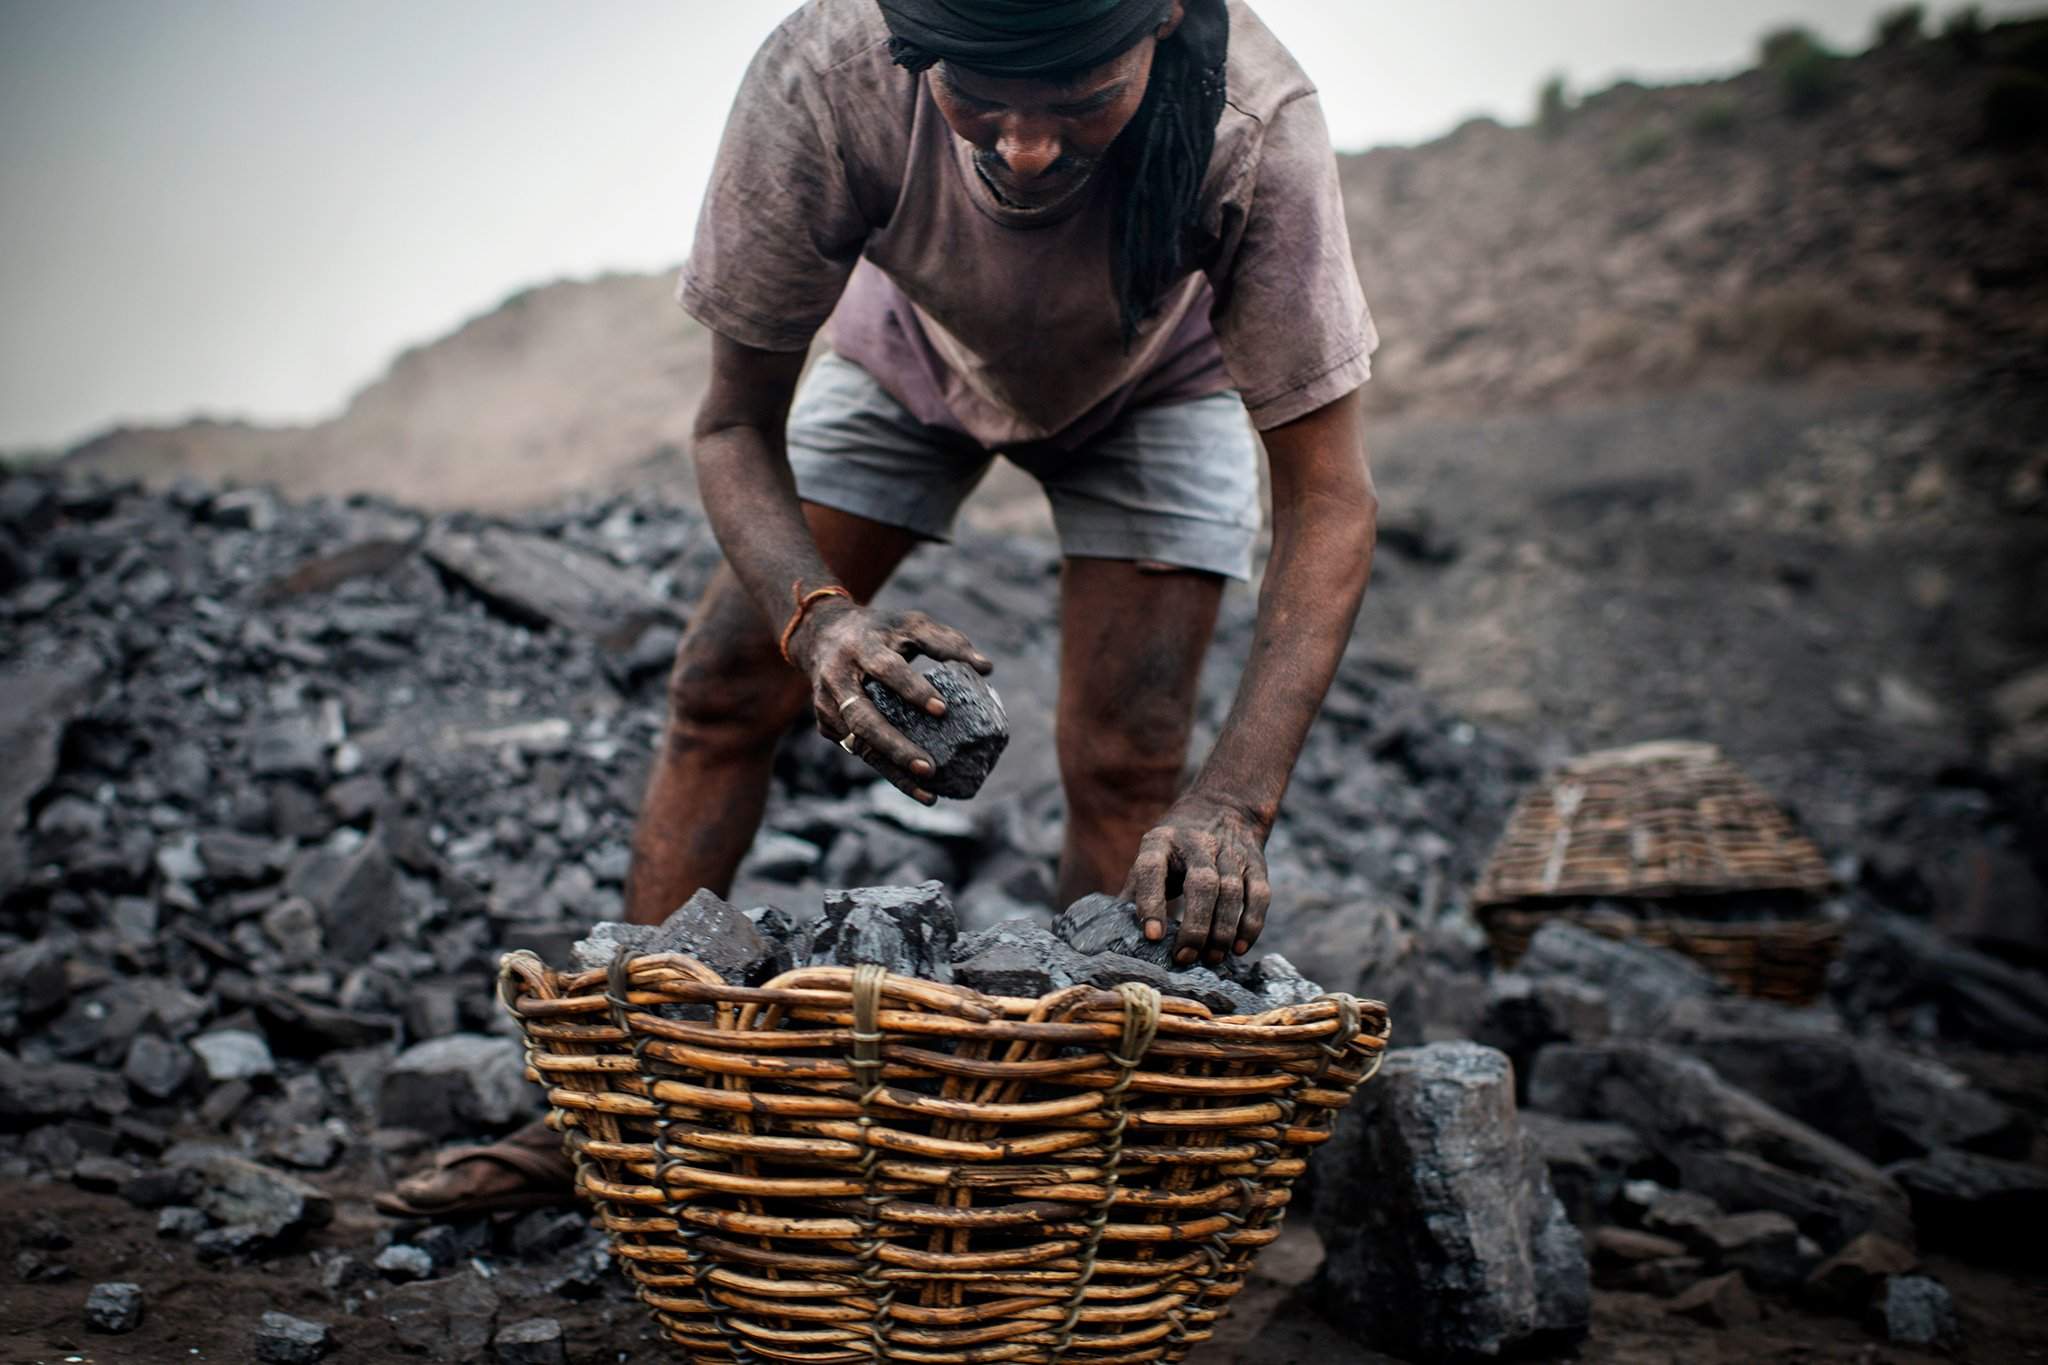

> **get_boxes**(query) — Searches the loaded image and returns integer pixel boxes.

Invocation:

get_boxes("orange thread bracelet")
[777,580,853,665]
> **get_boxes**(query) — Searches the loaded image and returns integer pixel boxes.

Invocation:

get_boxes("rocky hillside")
[50,15,2048,510]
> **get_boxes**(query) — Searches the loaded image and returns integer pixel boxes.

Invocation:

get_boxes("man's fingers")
[860,651,947,716]
[1236,872,1272,955]
[1129,830,1176,942]
[1173,842,1220,967]
[837,693,935,777]
[1207,867,1246,967]
[900,614,993,674]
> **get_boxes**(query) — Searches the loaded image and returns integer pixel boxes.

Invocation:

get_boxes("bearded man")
[378,0,1377,1219]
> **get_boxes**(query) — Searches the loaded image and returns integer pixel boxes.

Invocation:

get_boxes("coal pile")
[3,465,2045,1361]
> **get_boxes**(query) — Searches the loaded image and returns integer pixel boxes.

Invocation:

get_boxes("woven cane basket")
[1475,740,1840,1004]
[498,949,1390,1364]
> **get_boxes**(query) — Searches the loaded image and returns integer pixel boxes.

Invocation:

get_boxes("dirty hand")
[791,602,992,805]
[1123,791,1273,966]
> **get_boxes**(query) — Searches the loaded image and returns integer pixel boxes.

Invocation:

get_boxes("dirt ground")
[6,1182,2047,1365]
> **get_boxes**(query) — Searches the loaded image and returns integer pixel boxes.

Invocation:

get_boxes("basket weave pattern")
[499,950,1389,1364]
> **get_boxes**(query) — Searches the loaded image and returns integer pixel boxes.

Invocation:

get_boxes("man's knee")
[663,625,803,757]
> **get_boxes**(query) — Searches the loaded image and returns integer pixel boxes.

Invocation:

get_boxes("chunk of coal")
[495,1317,568,1365]
[951,919,1082,997]
[807,882,959,981]
[85,1281,146,1333]
[1246,953,1325,1008]
[255,1311,334,1364]
[377,1034,532,1139]
[1054,893,1175,967]
[1167,965,1266,1016]
[862,660,1008,799]
[569,890,780,986]
[1071,952,1176,995]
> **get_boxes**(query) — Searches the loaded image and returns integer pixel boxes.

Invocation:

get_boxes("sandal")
[373,1120,579,1219]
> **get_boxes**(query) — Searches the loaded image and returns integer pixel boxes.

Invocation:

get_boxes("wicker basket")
[498,949,1390,1364]
[1474,740,1840,1003]
[1481,905,1843,1005]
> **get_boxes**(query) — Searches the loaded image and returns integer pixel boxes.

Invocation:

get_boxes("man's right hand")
[790,602,992,805]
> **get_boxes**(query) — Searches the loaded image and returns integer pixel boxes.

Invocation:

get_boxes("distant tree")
[1759,28,1842,114]
[1875,5,1925,49]
[1942,6,1986,61]
[1536,74,1572,139]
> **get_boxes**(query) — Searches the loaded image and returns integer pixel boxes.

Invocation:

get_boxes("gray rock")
[1527,1042,1912,1251]
[1312,1042,1590,1360]
[1669,1270,1759,1328]
[1516,922,1720,1036]
[261,897,326,963]
[424,522,678,651]
[1244,952,1325,1008]
[863,660,1008,799]
[0,1048,128,1127]
[1522,1112,1650,1227]
[247,717,328,782]
[35,794,104,845]
[123,1034,196,1101]
[1884,1149,2048,1264]
[198,828,288,884]
[1164,964,1266,1016]
[646,888,780,985]
[190,1029,276,1083]
[1476,971,1611,1093]
[1881,1274,1962,1350]
[84,1281,145,1333]
[738,831,822,882]
[1053,893,1173,966]
[375,1243,437,1281]
[1836,911,2048,1051]
[284,832,398,962]
[156,1205,208,1239]
[568,920,656,973]
[254,1311,333,1363]
[164,1142,334,1241]
[1806,1231,1918,1309]
[1665,999,2023,1163]
[383,1270,500,1360]
[808,881,959,981]
[1701,1210,1809,1291]
[378,1034,533,1139]
[0,644,106,898]
[1069,951,1175,995]
[950,919,1079,998]
[495,1317,568,1365]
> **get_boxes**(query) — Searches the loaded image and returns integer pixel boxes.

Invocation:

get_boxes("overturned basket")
[1475,740,1840,1004]
[499,950,1389,1363]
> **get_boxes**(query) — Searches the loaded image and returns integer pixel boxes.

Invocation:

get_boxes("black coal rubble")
[1,466,2043,1362]
[1311,1042,1591,1360]
[862,660,1009,799]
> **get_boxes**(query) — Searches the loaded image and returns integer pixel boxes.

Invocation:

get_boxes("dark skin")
[386,3,1376,1210]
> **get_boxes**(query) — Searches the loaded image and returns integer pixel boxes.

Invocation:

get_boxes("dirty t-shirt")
[678,0,1376,451]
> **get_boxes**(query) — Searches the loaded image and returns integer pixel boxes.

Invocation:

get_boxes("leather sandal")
[372,1123,578,1219]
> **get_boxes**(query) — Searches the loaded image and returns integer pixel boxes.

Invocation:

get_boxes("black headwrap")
[879,0,1230,345]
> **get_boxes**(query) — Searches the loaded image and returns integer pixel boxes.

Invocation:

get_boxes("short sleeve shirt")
[678,0,1376,450]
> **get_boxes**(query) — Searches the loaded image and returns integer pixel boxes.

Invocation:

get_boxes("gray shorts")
[787,352,1261,580]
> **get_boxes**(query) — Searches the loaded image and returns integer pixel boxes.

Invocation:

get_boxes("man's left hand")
[1123,791,1272,967]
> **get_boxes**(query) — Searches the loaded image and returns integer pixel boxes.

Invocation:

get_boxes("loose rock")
[1879,1274,1962,1351]
[863,660,1008,799]
[378,1034,533,1139]
[254,1311,334,1363]
[495,1317,569,1365]
[1312,1042,1589,1360]
[84,1281,146,1333]
[807,881,959,981]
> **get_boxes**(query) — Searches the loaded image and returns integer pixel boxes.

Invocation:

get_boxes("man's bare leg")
[624,504,920,924]
[1053,558,1224,905]
[382,503,917,1216]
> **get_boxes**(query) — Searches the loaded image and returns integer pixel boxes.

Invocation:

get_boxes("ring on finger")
[838,694,862,714]
[839,733,858,755]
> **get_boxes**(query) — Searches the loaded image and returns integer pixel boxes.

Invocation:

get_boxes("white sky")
[0,0,2036,452]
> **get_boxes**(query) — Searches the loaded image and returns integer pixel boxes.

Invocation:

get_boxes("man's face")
[927,4,1185,219]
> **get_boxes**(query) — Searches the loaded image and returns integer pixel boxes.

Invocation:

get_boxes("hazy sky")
[0,0,2034,452]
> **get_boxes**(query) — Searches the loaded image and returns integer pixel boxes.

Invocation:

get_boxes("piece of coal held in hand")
[862,661,1008,799]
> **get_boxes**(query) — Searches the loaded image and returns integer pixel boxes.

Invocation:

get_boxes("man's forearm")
[694,419,839,627]
[1191,399,1376,834]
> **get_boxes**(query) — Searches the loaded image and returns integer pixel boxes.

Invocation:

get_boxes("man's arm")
[693,334,992,803]
[1125,386,1376,963]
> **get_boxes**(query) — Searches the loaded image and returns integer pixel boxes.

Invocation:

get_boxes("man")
[379,0,1376,1218]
